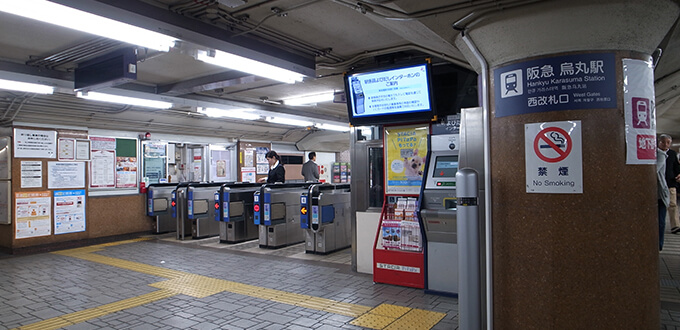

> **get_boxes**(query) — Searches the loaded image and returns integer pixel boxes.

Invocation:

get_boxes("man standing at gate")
[301,152,320,182]
[658,134,680,233]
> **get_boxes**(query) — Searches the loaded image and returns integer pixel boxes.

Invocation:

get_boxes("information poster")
[384,124,429,194]
[241,167,256,183]
[58,138,75,160]
[14,128,57,158]
[21,161,42,188]
[623,58,656,165]
[75,140,91,161]
[116,157,137,188]
[48,162,85,189]
[90,137,116,188]
[210,149,230,182]
[54,189,86,234]
[256,147,270,174]
[15,191,51,239]
[143,142,166,184]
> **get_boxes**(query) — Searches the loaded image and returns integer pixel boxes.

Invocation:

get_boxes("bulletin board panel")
[237,141,270,183]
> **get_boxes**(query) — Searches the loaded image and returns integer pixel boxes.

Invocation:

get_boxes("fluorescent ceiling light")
[283,92,335,106]
[315,123,350,132]
[198,107,261,120]
[196,50,305,84]
[0,79,54,94]
[266,117,313,127]
[0,0,177,52]
[77,92,172,109]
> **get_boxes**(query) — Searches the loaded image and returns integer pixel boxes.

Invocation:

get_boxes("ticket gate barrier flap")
[147,183,179,234]
[256,183,313,249]
[217,183,262,244]
[188,182,230,239]
[301,183,351,254]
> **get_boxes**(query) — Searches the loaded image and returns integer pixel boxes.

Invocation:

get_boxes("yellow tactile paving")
[385,308,446,330]
[370,303,411,318]
[13,290,177,330]
[350,312,396,329]
[15,240,449,330]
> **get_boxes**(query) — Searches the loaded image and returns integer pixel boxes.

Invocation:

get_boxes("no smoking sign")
[525,121,583,194]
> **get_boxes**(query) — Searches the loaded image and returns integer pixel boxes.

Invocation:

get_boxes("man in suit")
[301,152,320,182]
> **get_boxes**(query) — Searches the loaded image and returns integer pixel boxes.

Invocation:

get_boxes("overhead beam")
[158,71,266,96]
[48,0,316,77]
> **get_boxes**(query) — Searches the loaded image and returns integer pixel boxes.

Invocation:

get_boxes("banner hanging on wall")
[623,58,656,165]
[384,124,429,194]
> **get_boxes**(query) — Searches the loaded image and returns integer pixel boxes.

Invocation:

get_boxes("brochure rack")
[373,197,425,289]
[371,123,429,289]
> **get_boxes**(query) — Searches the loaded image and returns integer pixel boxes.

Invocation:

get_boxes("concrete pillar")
[454,0,680,328]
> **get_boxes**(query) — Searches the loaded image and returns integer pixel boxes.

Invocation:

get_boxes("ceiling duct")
[74,47,137,92]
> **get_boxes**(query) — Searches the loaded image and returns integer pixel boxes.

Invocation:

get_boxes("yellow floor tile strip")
[350,303,447,330]
[25,240,447,330]
[13,290,177,330]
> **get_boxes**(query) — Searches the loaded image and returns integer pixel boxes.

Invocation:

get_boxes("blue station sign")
[494,53,617,117]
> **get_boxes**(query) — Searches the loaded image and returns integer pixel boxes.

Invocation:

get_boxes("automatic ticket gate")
[187,182,227,239]
[253,183,311,249]
[215,182,262,244]
[147,183,178,234]
[419,133,460,295]
[173,182,192,240]
[300,183,351,254]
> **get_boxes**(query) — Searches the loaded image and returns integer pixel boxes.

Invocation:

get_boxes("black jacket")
[266,164,286,183]
[665,149,680,189]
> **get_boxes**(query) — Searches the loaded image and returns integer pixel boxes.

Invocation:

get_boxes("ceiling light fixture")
[198,107,261,120]
[315,123,350,132]
[0,0,178,52]
[283,92,335,106]
[77,91,173,109]
[266,117,313,127]
[0,79,54,94]
[196,50,305,84]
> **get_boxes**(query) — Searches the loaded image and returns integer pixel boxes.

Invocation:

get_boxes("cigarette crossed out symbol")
[533,127,572,163]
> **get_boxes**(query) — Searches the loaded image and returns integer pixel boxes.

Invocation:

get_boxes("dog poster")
[384,124,429,194]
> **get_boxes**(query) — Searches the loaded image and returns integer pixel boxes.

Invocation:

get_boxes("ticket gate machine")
[300,183,351,254]
[188,182,228,239]
[147,183,178,234]
[172,183,192,240]
[215,182,262,243]
[253,183,312,249]
[419,133,460,295]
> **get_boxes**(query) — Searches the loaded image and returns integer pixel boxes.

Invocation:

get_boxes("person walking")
[658,134,680,233]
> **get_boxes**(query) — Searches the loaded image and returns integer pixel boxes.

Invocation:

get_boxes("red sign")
[533,127,572,163]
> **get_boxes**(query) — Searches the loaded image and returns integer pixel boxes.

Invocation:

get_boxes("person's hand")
[258,177,266,183]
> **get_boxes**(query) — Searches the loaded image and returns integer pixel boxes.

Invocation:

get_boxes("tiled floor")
[2,226,680,329]
[0,236,456,330]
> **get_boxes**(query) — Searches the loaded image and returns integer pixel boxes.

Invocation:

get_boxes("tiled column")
[454,0,680,328]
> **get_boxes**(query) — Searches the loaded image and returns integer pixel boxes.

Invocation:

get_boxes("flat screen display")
[345,62,435,125]
[433,155,458,178]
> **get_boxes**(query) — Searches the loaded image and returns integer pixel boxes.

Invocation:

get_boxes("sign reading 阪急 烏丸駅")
[495,53,617,117]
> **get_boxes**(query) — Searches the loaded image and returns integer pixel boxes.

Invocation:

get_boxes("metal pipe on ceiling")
[315,44,472,71]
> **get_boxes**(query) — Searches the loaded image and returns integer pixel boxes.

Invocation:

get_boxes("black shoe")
[672,227,680,234]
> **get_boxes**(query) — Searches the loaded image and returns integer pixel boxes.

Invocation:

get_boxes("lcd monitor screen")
[432,155,458,178]
[345,62,435,125]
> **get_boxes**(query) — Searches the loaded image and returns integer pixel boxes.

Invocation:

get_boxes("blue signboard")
[494,53,617,117]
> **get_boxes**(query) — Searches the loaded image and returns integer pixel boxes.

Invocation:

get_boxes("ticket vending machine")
[419,133,460,295]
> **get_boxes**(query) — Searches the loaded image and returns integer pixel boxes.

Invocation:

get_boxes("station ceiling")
[0,0,679,151]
